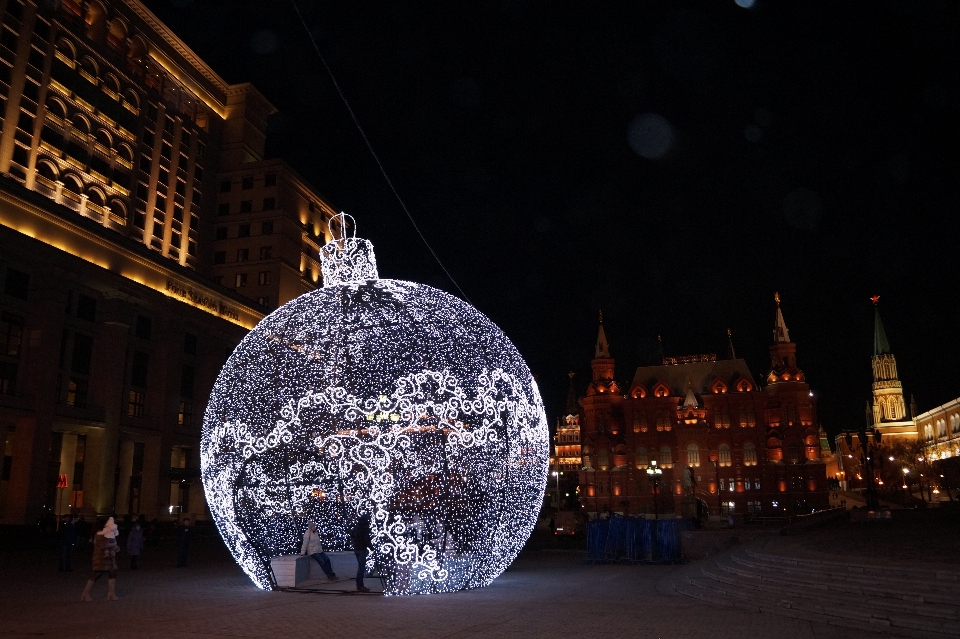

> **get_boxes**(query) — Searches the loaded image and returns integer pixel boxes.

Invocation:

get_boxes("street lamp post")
[551,470,560,515]
[646,460,663,519]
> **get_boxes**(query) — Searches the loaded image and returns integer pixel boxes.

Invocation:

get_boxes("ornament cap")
[320,212,379,286]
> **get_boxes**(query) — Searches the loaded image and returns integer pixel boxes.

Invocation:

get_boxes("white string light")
[201,215,549,594]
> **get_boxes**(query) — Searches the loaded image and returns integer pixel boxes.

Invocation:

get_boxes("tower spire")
[565,371,578,416]
[772,292,790,343]
[595,310,611,359]
[726,328,737,360]
[872,295,890,355]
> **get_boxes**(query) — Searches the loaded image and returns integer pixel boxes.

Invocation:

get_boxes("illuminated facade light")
[201,214,549,594]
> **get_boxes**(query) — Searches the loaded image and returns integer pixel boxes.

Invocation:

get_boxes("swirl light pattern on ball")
[201,214,549,595]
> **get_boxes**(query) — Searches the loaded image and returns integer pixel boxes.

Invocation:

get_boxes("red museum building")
[576,295,829,519]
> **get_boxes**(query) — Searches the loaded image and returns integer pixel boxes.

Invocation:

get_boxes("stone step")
[745,549,960,583]
[682,566,960,637]
[726,554,960,606]
[673,578,942,637]
[703,564,959,622]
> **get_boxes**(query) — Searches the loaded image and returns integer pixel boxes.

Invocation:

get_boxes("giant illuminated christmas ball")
[201,214,549,595]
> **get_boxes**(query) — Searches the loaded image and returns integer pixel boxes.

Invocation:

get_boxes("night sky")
[145,1,960,437]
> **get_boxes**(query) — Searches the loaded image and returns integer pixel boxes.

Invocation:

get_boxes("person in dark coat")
[80,520,119,601]
[351,514,373,592]
[127,523,144,569]
[74,515,89,548]
[59,515,77,572]
[176,518,192,567]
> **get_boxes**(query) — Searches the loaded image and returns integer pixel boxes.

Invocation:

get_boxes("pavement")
[1,529,885,639]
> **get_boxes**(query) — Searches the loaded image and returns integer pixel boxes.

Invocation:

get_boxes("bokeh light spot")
[627,113,674,159]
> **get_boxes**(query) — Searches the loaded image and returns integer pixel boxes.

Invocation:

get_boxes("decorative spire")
[564,371,578,416]
[319,212,379,286]
[595,311,611,358]
[772,292,791,343]
[657,334,664,365]
[726,328,737,360]
[872,296,890,356]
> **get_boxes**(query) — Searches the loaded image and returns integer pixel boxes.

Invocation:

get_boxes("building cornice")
[121,0,230,95]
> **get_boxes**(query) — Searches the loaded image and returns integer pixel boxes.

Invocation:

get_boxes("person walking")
[127,523,144,569]
[301,522,337,581]
[176,518,192,567]
[351,513,373,593]
[80,520,119,601]
[58,515,76,572]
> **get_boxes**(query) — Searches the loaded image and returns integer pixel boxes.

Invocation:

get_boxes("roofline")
[122,0,230,95]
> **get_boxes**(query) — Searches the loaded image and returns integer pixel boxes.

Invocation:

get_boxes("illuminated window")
[257,271,270,286]
[128,390,145,417]
[597,449,609,470]
[743,443,757,466]
[718,444,731,466]
[721,501,735,516]
[659,446,672,468]
[67,378,88,408]
[635,447,648,469]
[235,273,247,288]
[686,443,700,467]
[178,400,192,426]
[257,296,270,308]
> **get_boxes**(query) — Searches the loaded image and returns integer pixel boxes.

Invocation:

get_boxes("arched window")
[952,414,960,433]
[924,424,934,441]
[84,1,108,41]
[46,98,67,121]
[87,188,105,206]
[743,443,757,466]
[718,444,731,467]
[79,56,99,81]
[107,18,128,51]
[124,89,140,110]
[635,447,648,469]
[686,443,700,467]
[55,38,76,62]
[597,449,609,471]
[102,74,121,96]
[63,174,83,193]
[127,36,147,61]
[117,143,133,163]
[108,199,126,221]
[72,114,90,135]
[937,419,947,439]
[659,446,672,468]
[36,159,58,182]
[95,128,112,149]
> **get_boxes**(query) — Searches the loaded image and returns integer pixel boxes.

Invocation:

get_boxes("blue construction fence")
[585,515,693,563]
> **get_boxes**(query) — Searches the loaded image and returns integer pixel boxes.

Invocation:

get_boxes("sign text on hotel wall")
[166,280,240,321]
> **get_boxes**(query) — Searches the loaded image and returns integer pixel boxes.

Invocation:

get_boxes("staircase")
[674,544,960,636]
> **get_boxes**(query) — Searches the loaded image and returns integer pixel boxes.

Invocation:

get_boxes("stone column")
[93,295,131,515]
[114,440,135,515]
[59,433,78,516]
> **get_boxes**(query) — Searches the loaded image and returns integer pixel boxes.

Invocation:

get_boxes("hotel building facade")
[0,0,335,525]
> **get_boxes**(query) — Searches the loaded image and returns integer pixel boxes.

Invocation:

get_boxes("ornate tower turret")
[767,292,804,384]
[588,311,618,393]
[870,296,906,423]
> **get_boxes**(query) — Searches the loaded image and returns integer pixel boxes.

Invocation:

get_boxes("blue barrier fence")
[586,516,691,563]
